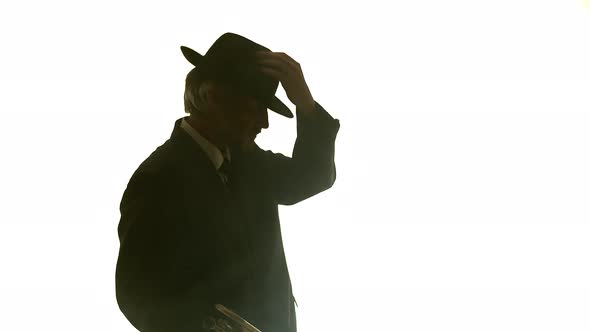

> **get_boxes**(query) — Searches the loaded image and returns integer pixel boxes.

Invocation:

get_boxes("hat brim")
[268,96,294,118]
[181,45,293,119]
[181,46,202,66]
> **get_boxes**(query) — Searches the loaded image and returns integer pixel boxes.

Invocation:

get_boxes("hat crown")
[193,33,278,106]
[206,33,267,63]
[181,32,294,118]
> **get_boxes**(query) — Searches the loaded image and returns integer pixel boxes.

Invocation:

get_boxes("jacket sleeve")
[255,100,341,206]
[115,170,218,331]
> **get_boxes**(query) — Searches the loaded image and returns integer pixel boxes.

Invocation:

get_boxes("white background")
[1,0,589,331]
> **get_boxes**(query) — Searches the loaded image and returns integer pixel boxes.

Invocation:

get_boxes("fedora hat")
[181,32,294,118]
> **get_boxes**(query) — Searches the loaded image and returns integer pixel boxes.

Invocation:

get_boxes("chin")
[242,139,256,151]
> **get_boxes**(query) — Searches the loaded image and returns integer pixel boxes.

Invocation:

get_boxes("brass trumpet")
[202,304,262,332]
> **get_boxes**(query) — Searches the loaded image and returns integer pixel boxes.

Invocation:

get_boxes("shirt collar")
[180,117,231,171]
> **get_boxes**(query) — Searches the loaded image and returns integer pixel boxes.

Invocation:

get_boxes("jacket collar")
[169,116,231,169]
[178,116,231,170]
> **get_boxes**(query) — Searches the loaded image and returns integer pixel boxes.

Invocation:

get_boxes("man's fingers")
[256,59,288,75]
[256,52,299,72]
[274,52,300,69]
[258,66,283,80]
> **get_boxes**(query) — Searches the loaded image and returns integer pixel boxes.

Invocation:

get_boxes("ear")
[205,80,238,108]
[199,80,230,110]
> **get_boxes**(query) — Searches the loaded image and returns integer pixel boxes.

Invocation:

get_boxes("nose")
[256,105,269,130]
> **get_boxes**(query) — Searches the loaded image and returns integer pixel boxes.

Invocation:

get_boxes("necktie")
[218,157,233,188]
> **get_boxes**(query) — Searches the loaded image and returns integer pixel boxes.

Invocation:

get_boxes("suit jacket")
[115,101,340,332]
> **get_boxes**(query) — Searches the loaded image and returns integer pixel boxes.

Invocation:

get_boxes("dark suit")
[115,101,340,331]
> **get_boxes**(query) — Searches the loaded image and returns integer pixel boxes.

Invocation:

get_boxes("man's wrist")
[296,100,316,117]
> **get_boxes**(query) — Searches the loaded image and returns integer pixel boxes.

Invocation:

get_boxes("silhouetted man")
[115,32,340,332]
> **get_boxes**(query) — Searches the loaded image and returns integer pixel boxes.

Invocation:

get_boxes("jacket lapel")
[167,117,228,194]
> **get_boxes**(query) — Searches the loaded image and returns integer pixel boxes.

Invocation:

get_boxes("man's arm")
[253,51,340,205]
[115,171,218,331]
[255,100,340,205]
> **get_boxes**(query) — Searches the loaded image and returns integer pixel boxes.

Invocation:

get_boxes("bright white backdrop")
[1,0,589,331]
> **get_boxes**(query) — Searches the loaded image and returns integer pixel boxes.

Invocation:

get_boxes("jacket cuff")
[296,101,341,139]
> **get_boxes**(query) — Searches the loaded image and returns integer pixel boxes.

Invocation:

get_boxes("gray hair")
[184,67,208,117]
[184,69,240,118]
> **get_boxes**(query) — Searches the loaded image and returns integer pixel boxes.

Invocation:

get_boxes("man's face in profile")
[218,89,269,155]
